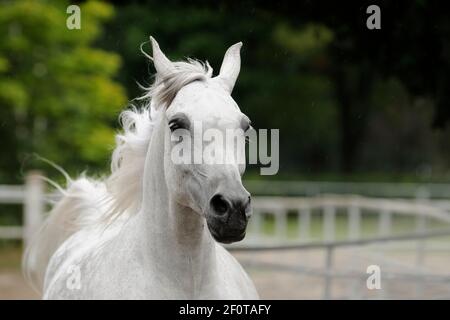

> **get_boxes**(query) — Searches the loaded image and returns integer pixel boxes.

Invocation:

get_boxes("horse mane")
[103,56,213,222]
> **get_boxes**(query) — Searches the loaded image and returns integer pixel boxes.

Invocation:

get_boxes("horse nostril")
[210,194,229,216]
[243,196,252,218]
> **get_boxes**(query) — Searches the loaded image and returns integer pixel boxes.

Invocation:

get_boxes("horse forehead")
[171,81,240,120]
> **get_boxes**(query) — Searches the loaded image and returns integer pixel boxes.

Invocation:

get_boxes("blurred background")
[1,0,450,299]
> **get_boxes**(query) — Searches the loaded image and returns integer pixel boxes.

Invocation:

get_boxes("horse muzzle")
[206,192,251,244]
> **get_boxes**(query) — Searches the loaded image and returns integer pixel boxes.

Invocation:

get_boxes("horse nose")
[210,193,251,220]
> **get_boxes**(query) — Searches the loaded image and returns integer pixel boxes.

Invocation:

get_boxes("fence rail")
[0,172,44,247]
[0,185,25,204]
[229,228,450,252]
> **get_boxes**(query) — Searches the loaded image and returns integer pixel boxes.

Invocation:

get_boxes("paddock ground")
[1,244,450,299]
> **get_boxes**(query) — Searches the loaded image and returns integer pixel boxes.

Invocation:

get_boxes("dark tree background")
[97,0,450,180]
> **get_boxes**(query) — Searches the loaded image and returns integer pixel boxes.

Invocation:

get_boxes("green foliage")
[274,23,333,57]
[0,0,127,183]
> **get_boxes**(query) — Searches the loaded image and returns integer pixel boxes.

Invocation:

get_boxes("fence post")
[24,171,45,248]
[323,202,335,242]
[323,245,334,300]
[275,208,288,239]
[378,203,392,237]
[348,199,362,298]
[415,187,429,298]
[249,208,262,240]
[299,207,311,242]
[348,199,361,240]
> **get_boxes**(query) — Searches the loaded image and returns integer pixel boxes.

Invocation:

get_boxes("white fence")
[242,195,450,243]
[0,171,44,247]
[228,195,450,299]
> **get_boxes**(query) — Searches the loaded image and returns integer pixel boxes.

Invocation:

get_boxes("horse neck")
[136,113,217,286]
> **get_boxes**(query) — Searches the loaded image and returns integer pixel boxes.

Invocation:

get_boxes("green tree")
[0,0,127,183]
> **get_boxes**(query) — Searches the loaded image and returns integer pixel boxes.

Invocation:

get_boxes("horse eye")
[168,119,181,131]
[168,116,190,132]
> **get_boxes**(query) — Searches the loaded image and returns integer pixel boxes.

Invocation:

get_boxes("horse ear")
[214,42,242,93]
[150,36,174,78]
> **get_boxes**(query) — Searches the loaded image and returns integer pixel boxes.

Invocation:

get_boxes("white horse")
[23,37,259,299]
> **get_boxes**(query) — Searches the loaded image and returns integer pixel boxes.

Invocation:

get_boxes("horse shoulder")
[43,223,141,299]
[215,244,259,299]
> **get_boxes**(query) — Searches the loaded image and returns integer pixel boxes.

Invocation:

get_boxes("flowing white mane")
[102,57,214,222]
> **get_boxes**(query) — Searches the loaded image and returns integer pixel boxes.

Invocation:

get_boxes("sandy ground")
[0,271,38,299]
[2,244,450,299]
